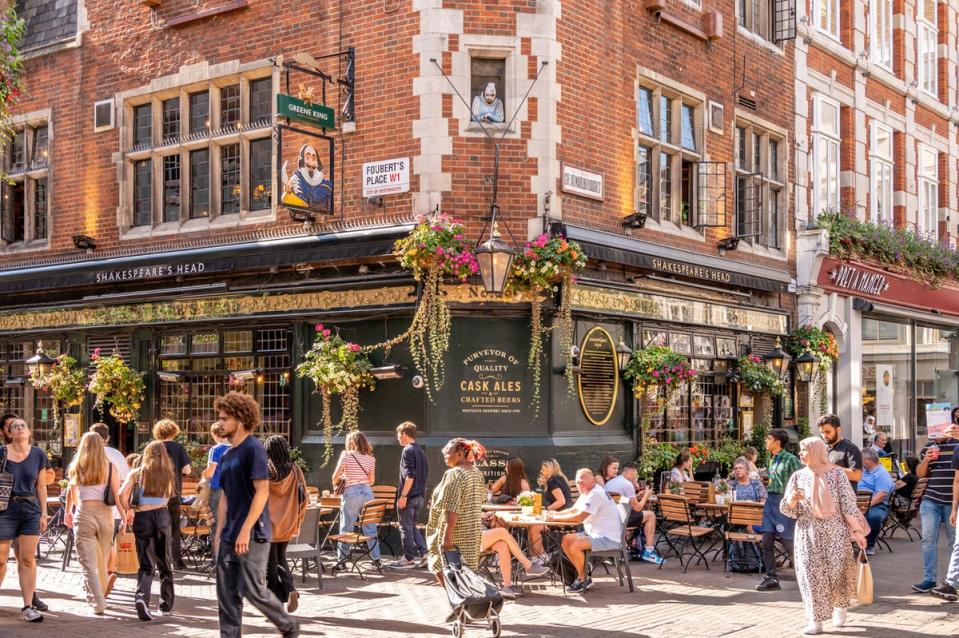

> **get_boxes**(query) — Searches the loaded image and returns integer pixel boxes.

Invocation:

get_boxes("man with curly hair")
[213,392,298,638]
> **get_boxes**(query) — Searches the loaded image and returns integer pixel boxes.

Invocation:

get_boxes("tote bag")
[855,549,874,605]
[115,525,139,575]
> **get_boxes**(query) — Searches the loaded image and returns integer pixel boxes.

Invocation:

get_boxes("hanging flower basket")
[392,214,478,401]
[29,354,86,428]
[785,325,838,413]
[296,324,375,464]
[87,349,145,425]
[623,345,696,403]
[737,353,784,397]
[507,233,587,410]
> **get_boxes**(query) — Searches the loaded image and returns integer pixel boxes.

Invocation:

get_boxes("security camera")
[411,375,425,389]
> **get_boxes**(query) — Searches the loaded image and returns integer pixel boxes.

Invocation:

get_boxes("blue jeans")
[397,494,427,560]
[338,484,381,561]
[920,499,956,583]
[865,504,889,548]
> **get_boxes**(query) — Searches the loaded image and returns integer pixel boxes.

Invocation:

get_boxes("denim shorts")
[578,532,620,552]
[0,498,42,540]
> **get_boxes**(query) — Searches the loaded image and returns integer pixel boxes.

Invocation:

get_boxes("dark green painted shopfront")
[0,221,793,486]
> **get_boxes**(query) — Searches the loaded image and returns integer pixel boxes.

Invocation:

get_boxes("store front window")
[157,327,292,440]
[916,326,957,440]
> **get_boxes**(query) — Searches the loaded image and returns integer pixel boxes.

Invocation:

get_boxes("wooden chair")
[180,497,215,571]
[328,498,388,579]
[882,478,926,541]
[855,491,872,514]
[568,482,581,502]
[286,506,324,590]
[372,484,399,556]
[723,501,764,574]
[681,481,710,506]
[656,493,716,573]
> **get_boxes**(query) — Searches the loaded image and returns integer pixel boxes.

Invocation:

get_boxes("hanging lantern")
[26,342,57,380]
[475,221,515,295]
[615,339,633,373]
[763,337,791,382]
[794,351,820,384]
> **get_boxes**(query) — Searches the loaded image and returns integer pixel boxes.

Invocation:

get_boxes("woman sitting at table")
[528,459,573,562]
[481,527,549,599]
[741,447,762,481]
[669,451,694,484]
[731,457,767,504]
[490,457,530,501]
[595,456,619,487]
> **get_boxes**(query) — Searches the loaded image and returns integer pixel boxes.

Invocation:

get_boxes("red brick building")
[0,1,799,475]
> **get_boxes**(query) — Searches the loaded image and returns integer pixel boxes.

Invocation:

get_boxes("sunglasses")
[8,422,28,431]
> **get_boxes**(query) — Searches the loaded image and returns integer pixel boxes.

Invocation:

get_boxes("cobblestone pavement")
[1,531,957,637]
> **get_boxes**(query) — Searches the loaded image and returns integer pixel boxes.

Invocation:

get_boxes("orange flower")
[570,251,578,259]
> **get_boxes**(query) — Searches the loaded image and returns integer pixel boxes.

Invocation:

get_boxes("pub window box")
[119,67,276,238]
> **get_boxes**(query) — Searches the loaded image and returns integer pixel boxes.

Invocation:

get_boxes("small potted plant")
[714,479,729,506]
[668,480,683,495]
[517,490,536,516]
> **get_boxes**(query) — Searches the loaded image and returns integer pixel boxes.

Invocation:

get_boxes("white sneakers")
[833,607,847,627]
[803,622,822,635]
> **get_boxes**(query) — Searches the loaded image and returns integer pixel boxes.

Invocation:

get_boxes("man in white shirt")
[546,468,624,593]
[90,422,130,597]
[604,463,664,565]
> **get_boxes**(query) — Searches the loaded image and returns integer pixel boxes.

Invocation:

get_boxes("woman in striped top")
[331,431,381,567]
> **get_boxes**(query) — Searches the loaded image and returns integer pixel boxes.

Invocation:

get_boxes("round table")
[481,503,522,513]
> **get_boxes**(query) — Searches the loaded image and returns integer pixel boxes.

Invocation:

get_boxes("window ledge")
[121,209,276,240]
[736,26,784,57]
[736,241,787,261]
[1,239,50,254]
[643,216,706,242]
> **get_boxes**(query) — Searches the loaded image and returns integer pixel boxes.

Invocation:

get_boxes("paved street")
[1,531,957,637]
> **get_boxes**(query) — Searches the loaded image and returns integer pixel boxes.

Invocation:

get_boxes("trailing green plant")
[289,446,310,473]
[708,438,743,471]
[796,416,811,440]
[0,8,26,182]
[507,233,587,411]
[393,214,478,400]
[87,348,145,424]
[29,354,86,428]
[786,325,838,413]
[747,419,771,467]
[623,346,696,405]
[296,324,375,465]
[815,211,959,288]
[636,436,678,482]
[738,353,784,397]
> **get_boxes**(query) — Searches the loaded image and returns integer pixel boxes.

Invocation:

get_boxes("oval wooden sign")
[577,326,619,426]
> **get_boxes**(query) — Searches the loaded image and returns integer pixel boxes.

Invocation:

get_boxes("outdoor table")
[495,512,581,594]
[481,503,521,513]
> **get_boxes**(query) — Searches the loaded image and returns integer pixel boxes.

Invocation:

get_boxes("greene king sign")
[277,94,335,129]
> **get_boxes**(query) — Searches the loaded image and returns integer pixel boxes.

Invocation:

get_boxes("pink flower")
[455,234,464,241]
[666,377,673,384]
[348,343,361,352]
[322,329,331,338]
[315,323,324,332]
[437,247,445,256]
[652,370,659,378]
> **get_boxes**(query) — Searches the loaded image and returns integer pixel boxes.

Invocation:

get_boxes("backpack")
[548,550,579,586]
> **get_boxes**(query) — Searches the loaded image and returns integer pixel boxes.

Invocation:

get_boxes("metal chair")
[586,501,634,592]
[286,506,324,590]
[882,478,926,541]
[328,498,388,580]
[656,493,717,573]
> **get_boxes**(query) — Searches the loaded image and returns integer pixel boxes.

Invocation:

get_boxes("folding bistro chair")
[723,501,764,575]
[855,491,872,514]
[882,478,926,541]
[180,498,215,571]
[585,500,634,592]
[372,484,399,557]
[328,498,388,580]
[656,493,717,573]
[286,506,324,590]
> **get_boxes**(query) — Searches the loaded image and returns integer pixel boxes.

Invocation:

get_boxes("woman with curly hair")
[425,438,487,585]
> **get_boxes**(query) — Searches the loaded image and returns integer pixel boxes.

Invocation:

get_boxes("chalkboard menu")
[577,326,619,426]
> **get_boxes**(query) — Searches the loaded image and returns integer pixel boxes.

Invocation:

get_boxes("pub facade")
[0,1,800,481]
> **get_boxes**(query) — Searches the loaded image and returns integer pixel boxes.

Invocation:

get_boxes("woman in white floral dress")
[781,437,868,635]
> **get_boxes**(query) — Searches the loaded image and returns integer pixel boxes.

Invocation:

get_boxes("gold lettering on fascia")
[650,258,733,284]
[95,262,206,284]
[827,264,890,296]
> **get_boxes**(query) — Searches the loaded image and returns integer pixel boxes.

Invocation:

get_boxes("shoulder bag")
[0,446,12,512]
[103,462,116,507]
[130,472,142,509]
[855,548,874,604]
[333,453,363,496]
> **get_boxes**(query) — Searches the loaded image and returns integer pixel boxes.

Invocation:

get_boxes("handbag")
[103,463,116,507]
[0,446,12,512]
[332,453,362,496]
[855,548,874,604]
[130,474,142,509]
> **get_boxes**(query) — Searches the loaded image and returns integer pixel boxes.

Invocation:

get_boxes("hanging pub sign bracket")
[279,48,356,130]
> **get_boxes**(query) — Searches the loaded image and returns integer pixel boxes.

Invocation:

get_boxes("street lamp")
[794,350,820,384]
[26,342,57,380]
[763,337,791,382]
[475,219,515,295]
[616,339,633,373]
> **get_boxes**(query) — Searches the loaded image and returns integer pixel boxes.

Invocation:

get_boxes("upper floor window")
[1,121,51,248]
[869,121,893,226]
[812,94,840,216]
[869,0,892,69]
[918,145,938,238]
[123,74,274,231]
[917,2,937,97]
[635,82,704,228]
[735,121,785,249]
[813,0,839,39]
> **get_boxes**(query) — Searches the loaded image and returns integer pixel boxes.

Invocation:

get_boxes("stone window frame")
[116,61,277,240]
[868,0,893,71]
[917,143,938,238]
[454,38,527,140]
[917,5,937,98]
[812,0,840,41]
[733,114,787,254]
[811,93,841,218]
[0,109,52,254]
[634,73,706,235]
[869,120,894,226]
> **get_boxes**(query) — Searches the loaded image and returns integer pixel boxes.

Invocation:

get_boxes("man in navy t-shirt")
[214,392,297,638]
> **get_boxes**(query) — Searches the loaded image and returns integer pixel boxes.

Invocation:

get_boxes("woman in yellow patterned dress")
[426,438,487,584]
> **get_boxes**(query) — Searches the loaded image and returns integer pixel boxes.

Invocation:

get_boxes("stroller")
[441,549,504,638]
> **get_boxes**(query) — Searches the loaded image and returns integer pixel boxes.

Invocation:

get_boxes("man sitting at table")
[859,447,895,555]
[604,462,664,565]
[547,468,624,593]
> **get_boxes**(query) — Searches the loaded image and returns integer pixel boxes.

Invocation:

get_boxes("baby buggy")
[441,549,504,638]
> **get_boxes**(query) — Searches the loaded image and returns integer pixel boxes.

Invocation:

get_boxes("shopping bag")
[855,549,873,605]
[115,526,139,575]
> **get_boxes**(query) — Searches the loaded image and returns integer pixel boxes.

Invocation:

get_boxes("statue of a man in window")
[471,82,505,123]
